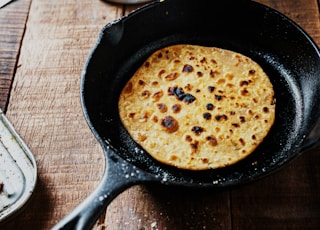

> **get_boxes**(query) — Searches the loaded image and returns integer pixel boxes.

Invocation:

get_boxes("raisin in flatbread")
[118,44,275,170]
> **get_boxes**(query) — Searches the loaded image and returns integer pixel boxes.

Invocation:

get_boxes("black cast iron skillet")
[53,0,320,229]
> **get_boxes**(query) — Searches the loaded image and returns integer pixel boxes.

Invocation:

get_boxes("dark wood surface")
[0,0,319,229]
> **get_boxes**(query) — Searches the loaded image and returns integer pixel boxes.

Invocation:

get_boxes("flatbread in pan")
[119,44,276,170]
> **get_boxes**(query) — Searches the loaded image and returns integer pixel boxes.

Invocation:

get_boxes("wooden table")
[1,0,319,229]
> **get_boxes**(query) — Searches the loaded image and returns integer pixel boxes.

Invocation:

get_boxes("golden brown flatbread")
[118,44,275,170]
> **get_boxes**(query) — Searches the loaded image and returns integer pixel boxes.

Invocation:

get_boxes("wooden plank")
[103,185,231,229]
[231,149,320,229]
[1,0,319,229]
[0,0,31,111]
[231,0,320,229]
[1,0,122,229]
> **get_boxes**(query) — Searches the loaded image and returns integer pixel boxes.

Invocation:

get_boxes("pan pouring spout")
[101,20,125,46]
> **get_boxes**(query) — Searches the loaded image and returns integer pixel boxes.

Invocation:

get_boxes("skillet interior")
[81,0,320,187]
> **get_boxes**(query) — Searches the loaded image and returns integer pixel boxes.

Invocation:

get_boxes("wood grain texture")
[0,0,31,110]
[2,0,122,229]
[231,148,320,229]
[103,185,231,230]
[0,0,319,229]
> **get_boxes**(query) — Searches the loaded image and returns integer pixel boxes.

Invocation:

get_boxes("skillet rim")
[80,0,320,187]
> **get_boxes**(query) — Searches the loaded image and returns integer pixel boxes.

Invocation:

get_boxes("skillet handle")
[51,148,153,230]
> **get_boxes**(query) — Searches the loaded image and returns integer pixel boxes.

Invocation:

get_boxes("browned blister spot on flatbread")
[119,44,275,170]
[157,103,167,113]
[161,115,179,133]
[165,72,179,81]
[172,104,182,113]
[152,90,163,101]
